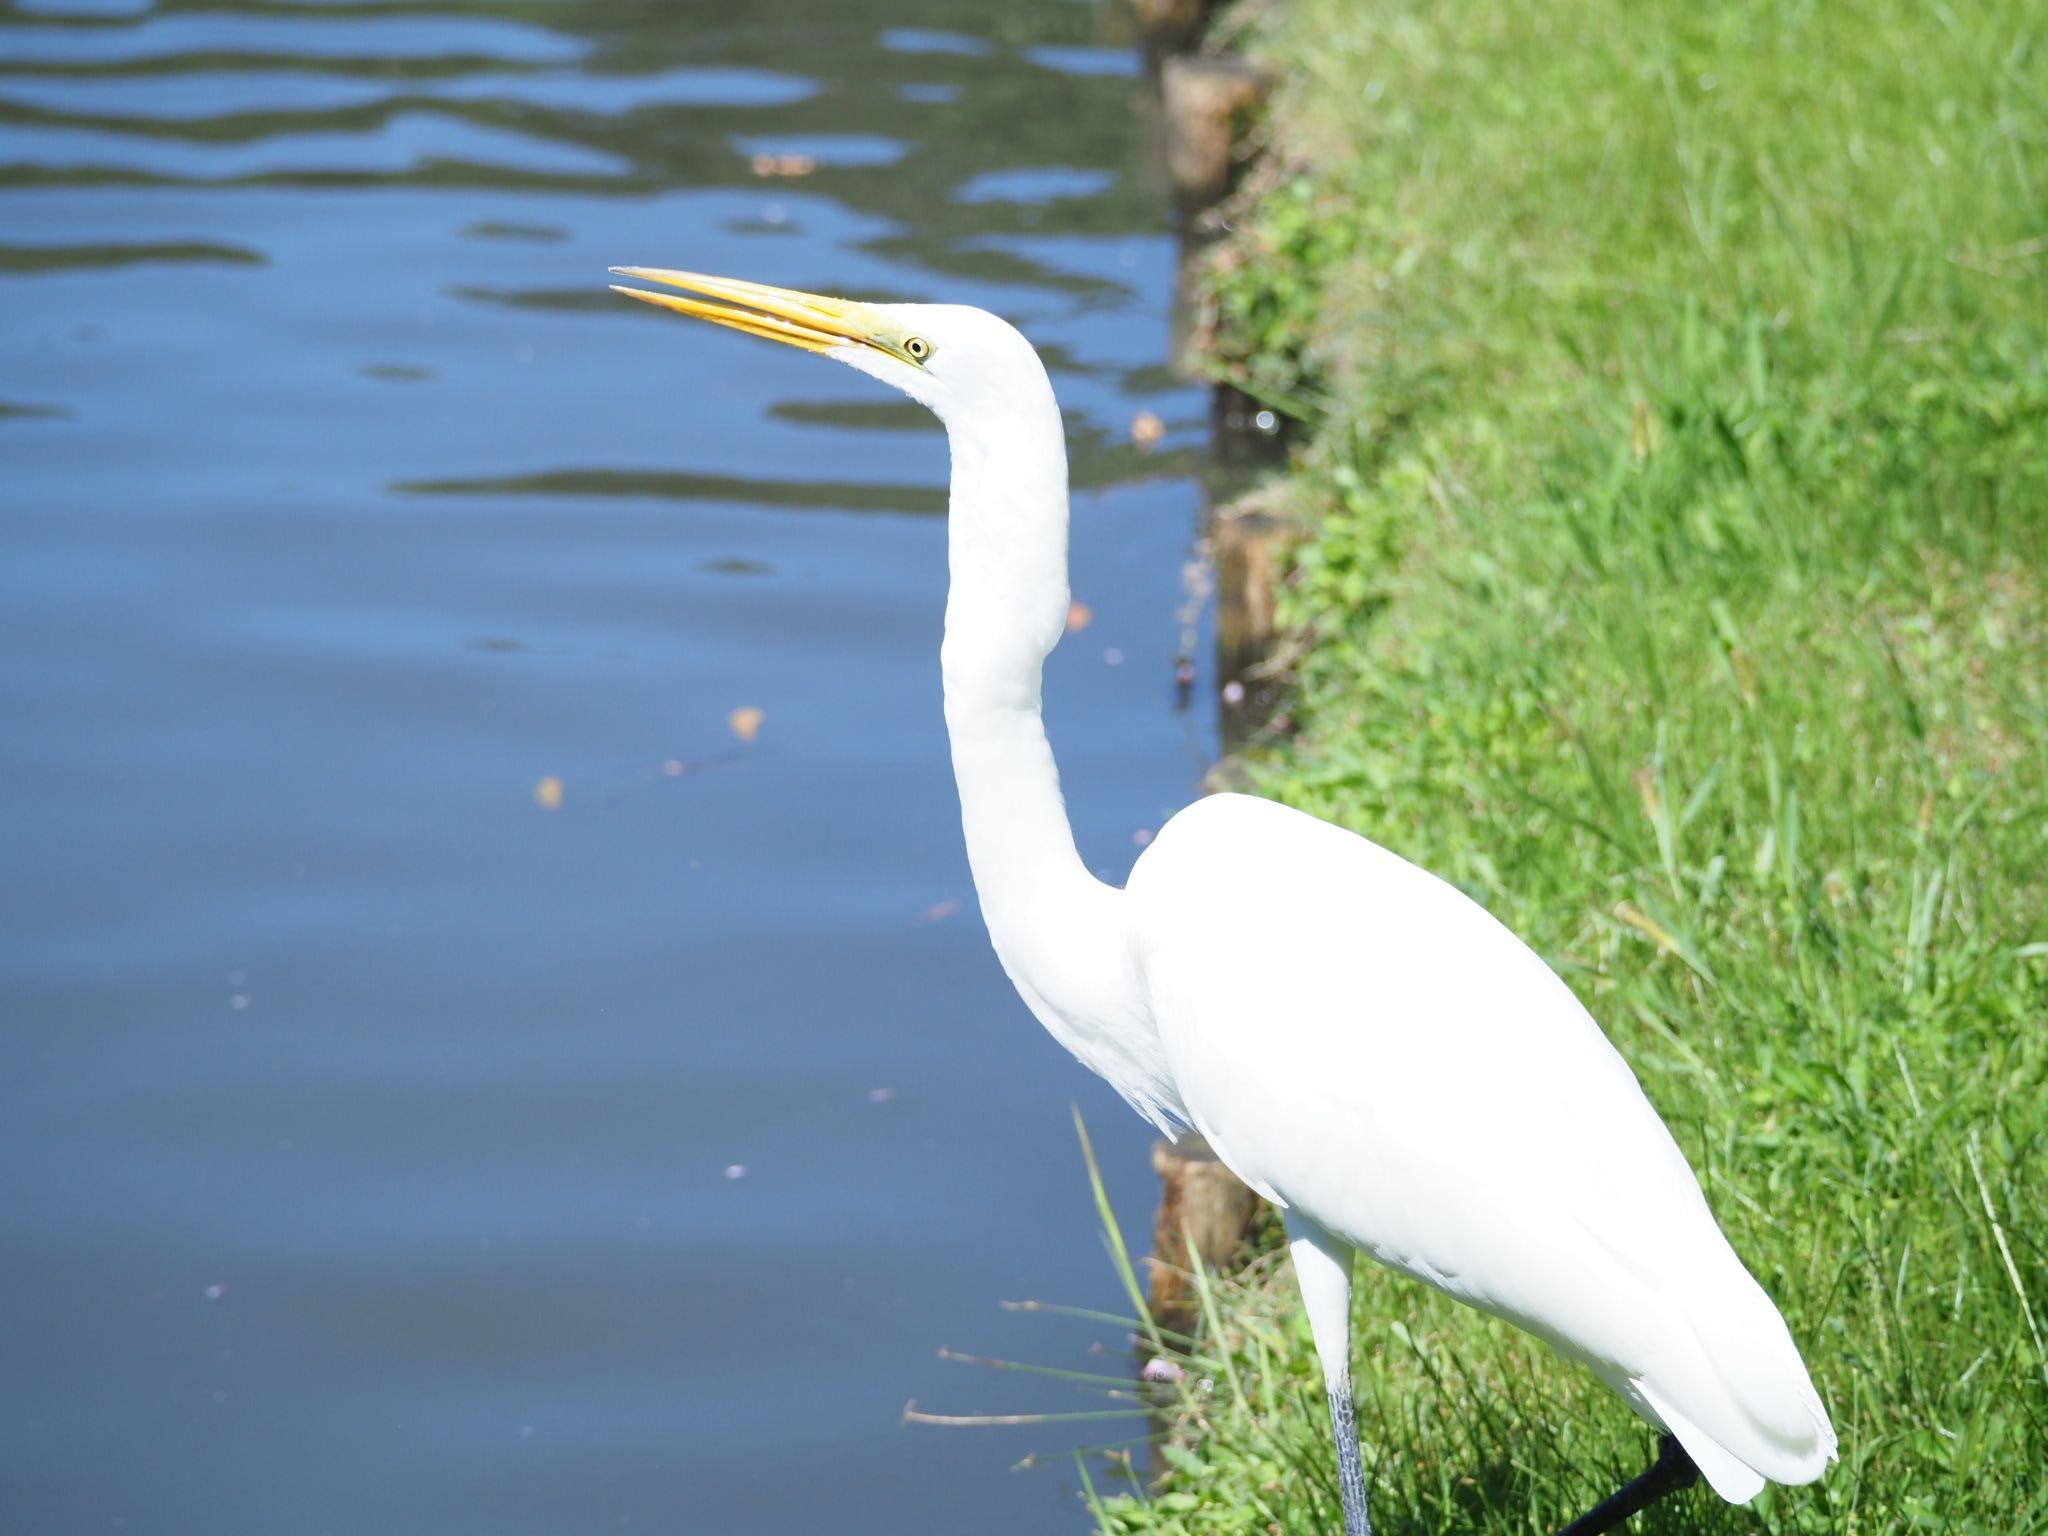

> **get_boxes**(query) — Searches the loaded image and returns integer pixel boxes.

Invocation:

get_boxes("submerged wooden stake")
[1147,1133,1263,1336]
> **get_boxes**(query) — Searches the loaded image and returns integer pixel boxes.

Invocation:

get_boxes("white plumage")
[610,268,1836,1534]
[1128,792,1835,1501]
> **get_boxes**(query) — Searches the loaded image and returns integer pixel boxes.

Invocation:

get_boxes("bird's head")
[608,266,1051,435]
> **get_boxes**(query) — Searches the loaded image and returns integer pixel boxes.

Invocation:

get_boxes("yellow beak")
[608,266,889,356]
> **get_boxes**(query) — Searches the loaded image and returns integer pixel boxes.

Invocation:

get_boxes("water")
[0,4,1218,1531]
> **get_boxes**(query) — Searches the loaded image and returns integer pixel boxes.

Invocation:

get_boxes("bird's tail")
[1636,1250,1836,1503]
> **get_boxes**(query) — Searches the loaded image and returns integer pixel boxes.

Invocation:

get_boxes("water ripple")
[0,114,631,178]
[393,467,949,516]
[0,236,260,270]
[0,12,587,67]
[0,64,815,118]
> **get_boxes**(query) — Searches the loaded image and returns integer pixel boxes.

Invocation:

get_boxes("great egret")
[608,267,1837,1536]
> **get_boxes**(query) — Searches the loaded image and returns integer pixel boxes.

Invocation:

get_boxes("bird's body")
[1128,792,1833,1500]
[609,268,1835,1533]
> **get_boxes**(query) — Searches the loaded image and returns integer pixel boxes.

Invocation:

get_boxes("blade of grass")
[1073,1104,1166,1355]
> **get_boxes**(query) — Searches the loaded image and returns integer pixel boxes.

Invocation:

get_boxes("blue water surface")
[0,2,1220,1532]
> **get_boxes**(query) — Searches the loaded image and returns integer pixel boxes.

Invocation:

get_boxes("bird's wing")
[1123,792,1833,1491]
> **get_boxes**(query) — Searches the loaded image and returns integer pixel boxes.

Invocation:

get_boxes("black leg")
[1556,1435,1701,1536]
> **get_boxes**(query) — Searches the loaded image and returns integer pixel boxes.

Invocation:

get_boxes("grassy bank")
[1096,1,2047,1531]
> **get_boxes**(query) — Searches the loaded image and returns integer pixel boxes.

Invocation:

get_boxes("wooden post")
[1160,55,1270,207]
[1132,4,1283,1357]
[1147,1134,1264,1337]
[1128,0,1217,55]
[1212,490,1296,746]
[1166,229,1211,382]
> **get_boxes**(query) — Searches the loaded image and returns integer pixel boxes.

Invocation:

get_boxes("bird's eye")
[904,336,931,363]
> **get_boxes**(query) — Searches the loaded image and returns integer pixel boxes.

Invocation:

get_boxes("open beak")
[608,266,888,356]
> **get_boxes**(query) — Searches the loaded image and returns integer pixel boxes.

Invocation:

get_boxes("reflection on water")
[0,3,1214,1532]
[398,466,955,516]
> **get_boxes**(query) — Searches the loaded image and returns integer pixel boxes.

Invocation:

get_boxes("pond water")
[0,2,1219,1531]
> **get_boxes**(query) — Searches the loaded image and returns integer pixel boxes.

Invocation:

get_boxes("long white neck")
[935,376,1182,1133]
[940,402,1092,931]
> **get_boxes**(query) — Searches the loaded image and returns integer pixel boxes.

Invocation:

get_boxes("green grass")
[1095,0,2048,1530]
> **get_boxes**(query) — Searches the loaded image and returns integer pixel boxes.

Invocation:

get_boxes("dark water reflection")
[0,1,1216,1532]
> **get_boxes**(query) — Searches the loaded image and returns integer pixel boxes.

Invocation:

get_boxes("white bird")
[608,267,1837,1536]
